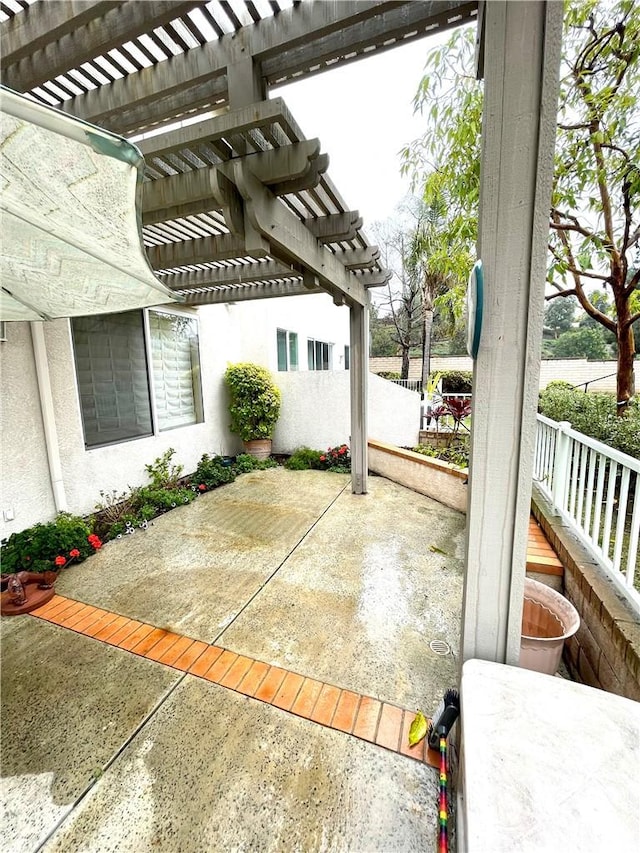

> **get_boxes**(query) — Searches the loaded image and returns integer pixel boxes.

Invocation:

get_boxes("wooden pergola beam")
[147,233,270,270]
[181,280,321,305]
[1,0,119,68]
[160,260,298,291]
[1,1,202,89]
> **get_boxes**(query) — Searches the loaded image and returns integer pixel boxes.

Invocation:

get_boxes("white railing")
[389,378,422,392]
[534,414,640,611]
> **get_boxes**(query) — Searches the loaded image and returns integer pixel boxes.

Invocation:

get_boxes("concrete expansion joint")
[28,593,440,771]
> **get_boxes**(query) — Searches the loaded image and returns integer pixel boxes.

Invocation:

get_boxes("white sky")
[273,33,453,230]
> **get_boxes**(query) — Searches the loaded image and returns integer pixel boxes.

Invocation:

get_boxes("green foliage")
[145,448,183,490]
[136,486,195,511]
[412,442,469,470]
[370,321,398,357]
[376,371,402,380]
[233,454,278,473]
[285,447,324,470]
[193,454,237,488]
[402,1,640,409]
[1,513,94,574]
[539,385,640,458]
[544,297,576,338]
[320,444,351,473]
[549,327,611,360]
[440,370,472,394]
[224,363,281,441]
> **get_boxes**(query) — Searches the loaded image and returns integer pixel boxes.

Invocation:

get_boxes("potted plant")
[224,363,281,459]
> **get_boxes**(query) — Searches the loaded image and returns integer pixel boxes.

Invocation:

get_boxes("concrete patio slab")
[0,617,180,853]
[56,470,349,642]
[42,676,439,853]
[220,474,465,710]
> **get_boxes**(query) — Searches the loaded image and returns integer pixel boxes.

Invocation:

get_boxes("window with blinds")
[72,309,203,448]
[307,338,332,370]
[277,329,298,371]
[72,312,152,447]
[148,311,203,431]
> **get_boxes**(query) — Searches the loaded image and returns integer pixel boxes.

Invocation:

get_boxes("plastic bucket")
[519,578,580,675]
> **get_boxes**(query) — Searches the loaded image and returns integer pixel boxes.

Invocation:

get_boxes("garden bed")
[368,439,467,513]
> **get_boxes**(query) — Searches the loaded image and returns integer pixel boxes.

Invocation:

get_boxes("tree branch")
[545,288,577,301]
[622,311,640,331]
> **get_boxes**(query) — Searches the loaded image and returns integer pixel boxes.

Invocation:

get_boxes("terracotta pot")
[38,570,59,590]
[243,439,272,460]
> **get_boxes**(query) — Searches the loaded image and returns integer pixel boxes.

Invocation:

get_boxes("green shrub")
[538,386,640,459]
[136,486,195,511]
[233,454,278,473]
[1,513,95,574]
[320,444,351,473]
[224,363,281,441]
[412,442,469,469]
[193,454,237,489]
[376,371,402,380]
[285,447,323,470]
[441,370,472,394]
[145,448,183,490]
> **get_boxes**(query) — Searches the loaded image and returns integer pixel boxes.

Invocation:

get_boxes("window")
[307,338,332,371]
[344,345,350,370]
[72,308,203,449]
[276,329,298,371]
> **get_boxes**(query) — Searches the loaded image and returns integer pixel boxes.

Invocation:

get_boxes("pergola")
[0,0,564,667]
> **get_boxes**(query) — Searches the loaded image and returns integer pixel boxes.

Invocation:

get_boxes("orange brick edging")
[29,595,439,769]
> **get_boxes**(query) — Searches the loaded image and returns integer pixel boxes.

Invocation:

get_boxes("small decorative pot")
[38,570,59,590]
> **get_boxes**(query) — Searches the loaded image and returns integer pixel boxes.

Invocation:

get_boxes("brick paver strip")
[310,683,341,725]
[272,672,304,711]
[254,666,287,703]
[353,696,382,742]
[29,596,439,769]
[332,690,360,734]
[188,645,224,677]
[203,649,237,683]
[236,660,270,697]
[291,678,323,717]
[219,655,254,690]
[174,640,208,671]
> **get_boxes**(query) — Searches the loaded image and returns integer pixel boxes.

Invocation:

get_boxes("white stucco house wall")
[0,292,419,538]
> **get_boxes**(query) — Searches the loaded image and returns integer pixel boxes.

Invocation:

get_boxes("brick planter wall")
[532,486,640,702]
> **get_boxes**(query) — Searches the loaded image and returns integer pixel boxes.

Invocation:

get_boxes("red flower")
[69,549,80,558]
[88,534,102,550]
[54,555,66,566]
[25,556,31,561]
[338,447,346,455]
[320,455,326,461]
[198,484,206,491]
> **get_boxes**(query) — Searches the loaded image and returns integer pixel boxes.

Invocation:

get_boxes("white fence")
[534,414,639,611]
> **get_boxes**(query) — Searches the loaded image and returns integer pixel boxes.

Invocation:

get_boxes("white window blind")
[149,311,203,431]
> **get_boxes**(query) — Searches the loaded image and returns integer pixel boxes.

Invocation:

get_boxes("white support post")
[552,421,572,513]
[350,298,369,495]
[461,1,563,665]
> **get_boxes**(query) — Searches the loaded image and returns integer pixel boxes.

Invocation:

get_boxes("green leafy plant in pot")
[224,363,281,459]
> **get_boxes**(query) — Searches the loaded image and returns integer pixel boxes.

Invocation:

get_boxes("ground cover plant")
[0,513,101,575]
[539,382,640,459]
[285,444,351,473]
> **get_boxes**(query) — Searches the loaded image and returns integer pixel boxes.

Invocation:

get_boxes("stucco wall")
[272,371,420,453]
[370,356,639,392]
[0,322,57,535]
[228,293,351,373]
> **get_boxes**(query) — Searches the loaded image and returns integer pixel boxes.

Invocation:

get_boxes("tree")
[369,304,398,357]
[373,219,423,379]
[551,327,610,359]
[548,0,640,413]
[403,1,640,414]
[545,297,577,338]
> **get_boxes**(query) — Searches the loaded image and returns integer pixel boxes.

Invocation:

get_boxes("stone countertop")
[460,659,640,853]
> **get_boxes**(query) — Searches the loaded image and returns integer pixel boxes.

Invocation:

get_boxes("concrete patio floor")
[1,469,466,852]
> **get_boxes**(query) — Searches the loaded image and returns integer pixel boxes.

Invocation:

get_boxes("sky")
[273,32,453,231]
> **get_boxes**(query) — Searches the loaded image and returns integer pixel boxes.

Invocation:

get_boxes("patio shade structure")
[0,86,177,321]
[0,0,565,667]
